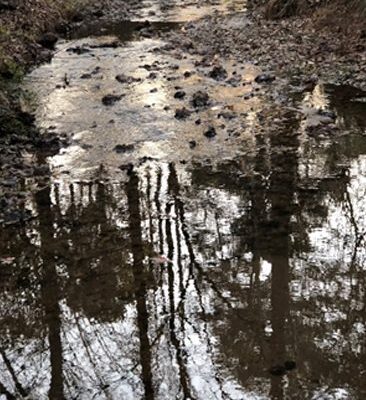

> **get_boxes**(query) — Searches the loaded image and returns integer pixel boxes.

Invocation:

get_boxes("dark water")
[69,20,182,42]
[2,1,366,399]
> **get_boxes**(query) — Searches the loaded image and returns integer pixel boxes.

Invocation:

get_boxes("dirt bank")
[167,6,366,93]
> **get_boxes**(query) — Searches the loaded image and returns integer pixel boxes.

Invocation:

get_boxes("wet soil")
[1,1,366,399]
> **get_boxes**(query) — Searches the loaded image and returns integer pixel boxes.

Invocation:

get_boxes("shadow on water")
[69,20,182,42]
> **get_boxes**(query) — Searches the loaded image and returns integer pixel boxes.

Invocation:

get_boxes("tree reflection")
[36,186,65,399]
[2,95,366,398]
[127,170,154,400]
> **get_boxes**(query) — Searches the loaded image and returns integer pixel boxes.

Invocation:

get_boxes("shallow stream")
[1,1,366,399]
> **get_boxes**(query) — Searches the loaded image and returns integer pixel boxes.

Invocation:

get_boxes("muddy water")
[1,1,366,399]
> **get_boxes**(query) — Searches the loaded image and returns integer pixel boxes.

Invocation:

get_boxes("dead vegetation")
[263,0,366,23]
[264,0,301,19]
[259,0,366,49]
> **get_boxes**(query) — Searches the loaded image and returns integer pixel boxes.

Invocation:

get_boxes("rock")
[140,64,152,71]
[204,127,216,138]
[115,74,140,84]
[90,41,119,49]
[139,156,155,164]
[4,211,22,226]
[93,9,104,18]
[255,74,276,84]
[0,0,17,11]
[192,91,209,108]
[38,33,58,50]
[80,73,92,79]
[119,163,134,175]
[134,20,151,31]
[148,72,158,79]
[0,197,8,210]
[140,28,153,38]
[55,23,69,35]
[67,46,90,55]
[174,90,186,99]
[209,65,228,81]
[150,88,158,93]
[91,66,101,75]
[218,111,236,120]
[175,107,191,120]
[269,365,287,376]
[72,12,83,22]
[102,94,124,106]
[226,76,241,86]
[183,71,192,78]
[189,140,197,149]
[1,178,17,187]
[114,144,135,153]
[33,165,49,176]
[18,111,35,126]
[317,109,336,120]
[284,361,297,371]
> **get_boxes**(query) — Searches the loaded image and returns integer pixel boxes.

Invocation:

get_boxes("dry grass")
[264,0,366,19]
[312,1,366,49]
[264,0,301,19]
[263,0,366,49]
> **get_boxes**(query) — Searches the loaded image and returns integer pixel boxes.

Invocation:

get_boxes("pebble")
[175,107,191,120]
[204,126,216,138]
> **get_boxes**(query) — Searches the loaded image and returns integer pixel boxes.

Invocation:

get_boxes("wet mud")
[1,1,366,399]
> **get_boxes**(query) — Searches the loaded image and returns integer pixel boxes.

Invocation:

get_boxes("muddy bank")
[0,0,136,77]
[0,0,129,225]
[167,7,366,92]
[0,0,68,226]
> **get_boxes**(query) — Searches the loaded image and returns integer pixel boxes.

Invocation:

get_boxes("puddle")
[2,0,366,399]
[301,83,366,131]
[26,35,259,181]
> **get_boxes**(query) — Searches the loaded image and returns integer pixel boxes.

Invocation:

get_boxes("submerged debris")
[255,74,276,84]
[209,65,228,81]
[174,90,186,99]
[67,46,91,55]
[204,126,217,138]
[269,365,287,376]
[114,144,135,153]
[102,94,124,106]
[115,74,141,84]
[175,107,191,119]
[191,90,209,108]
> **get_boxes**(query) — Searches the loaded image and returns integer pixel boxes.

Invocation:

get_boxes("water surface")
[1,1,366,399]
